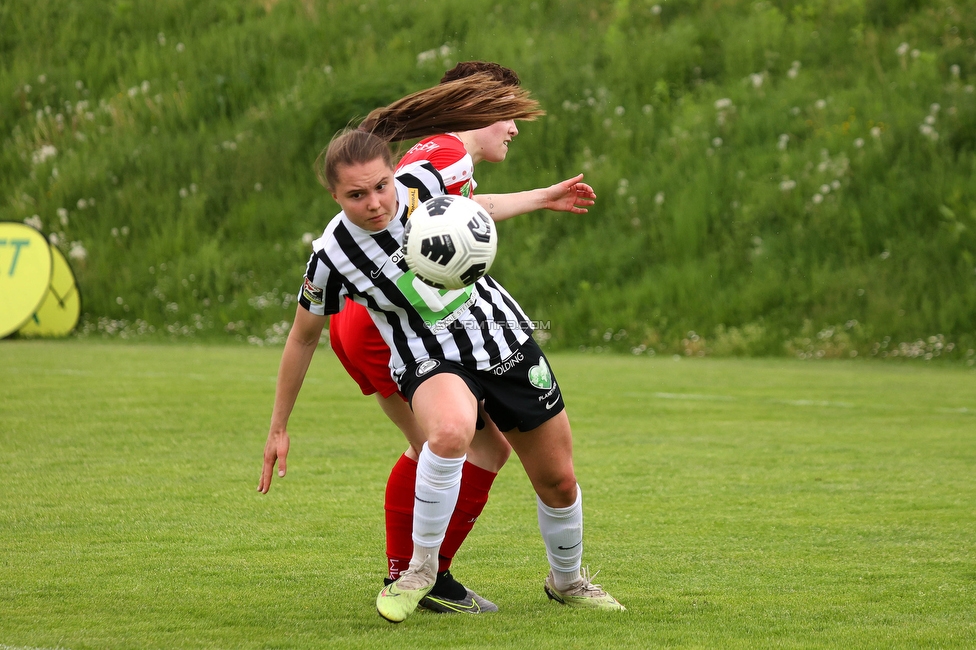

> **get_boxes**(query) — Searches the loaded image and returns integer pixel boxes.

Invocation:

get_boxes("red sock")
[384,454,417,580]
[438,461,497,571]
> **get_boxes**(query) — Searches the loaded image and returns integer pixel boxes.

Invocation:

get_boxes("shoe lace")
[573,567,608,596]
[397,554,436,591]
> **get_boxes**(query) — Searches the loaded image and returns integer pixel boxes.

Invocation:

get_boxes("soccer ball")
[403,195,497,290]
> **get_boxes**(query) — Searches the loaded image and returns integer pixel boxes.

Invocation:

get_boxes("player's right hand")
[258,428,290,493]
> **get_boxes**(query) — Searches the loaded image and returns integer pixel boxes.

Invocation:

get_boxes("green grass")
[2,341,975,648]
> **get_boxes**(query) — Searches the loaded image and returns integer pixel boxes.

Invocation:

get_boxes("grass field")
[2,341,975,648]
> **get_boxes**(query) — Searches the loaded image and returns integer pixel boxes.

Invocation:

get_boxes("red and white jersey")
[398,133,476,198]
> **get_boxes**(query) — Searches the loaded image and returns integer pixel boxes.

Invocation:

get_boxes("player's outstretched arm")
[258,306,327,493]
[475,173,596,222]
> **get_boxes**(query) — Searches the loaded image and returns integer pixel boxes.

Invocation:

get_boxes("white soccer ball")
[403,195,497,290]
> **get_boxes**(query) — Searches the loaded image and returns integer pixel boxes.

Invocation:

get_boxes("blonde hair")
[315,73,543,190]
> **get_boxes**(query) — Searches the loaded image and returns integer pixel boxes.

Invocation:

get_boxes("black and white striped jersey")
[298,161,533,377]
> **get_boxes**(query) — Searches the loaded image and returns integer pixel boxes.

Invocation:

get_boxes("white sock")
[537,485,583,590]
[412,442,465,561]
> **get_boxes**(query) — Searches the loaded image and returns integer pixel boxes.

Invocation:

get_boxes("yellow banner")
[1,222,53,339]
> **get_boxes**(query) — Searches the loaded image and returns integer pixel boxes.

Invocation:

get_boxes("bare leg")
[375,393,424,460]
[377,387,510,470]
[503,410,577,508]
[412,373,478,458]
[467,406,512,472]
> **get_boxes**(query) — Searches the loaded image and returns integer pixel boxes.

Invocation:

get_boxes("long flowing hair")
[315,73,543,190]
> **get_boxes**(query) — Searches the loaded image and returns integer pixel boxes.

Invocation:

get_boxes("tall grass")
[1,0,974,358]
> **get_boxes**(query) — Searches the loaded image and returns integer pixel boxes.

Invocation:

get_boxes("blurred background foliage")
[2,0,974,361]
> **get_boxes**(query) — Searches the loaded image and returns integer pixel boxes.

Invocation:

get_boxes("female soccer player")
[258,74,625,623]
[330,62,598,614]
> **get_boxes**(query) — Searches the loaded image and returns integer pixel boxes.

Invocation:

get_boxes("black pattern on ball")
[424,196,455,216]
[459,262,488,287]
[466,212,492,244]
[420,234,456,264]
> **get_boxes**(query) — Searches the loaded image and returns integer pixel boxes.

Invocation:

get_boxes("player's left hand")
[544,174,596,214]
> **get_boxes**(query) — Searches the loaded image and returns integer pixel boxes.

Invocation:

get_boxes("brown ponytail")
[316,72,544,190]
[358,72,543,142]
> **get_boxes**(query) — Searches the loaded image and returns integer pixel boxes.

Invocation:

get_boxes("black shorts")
[398,337,565,433]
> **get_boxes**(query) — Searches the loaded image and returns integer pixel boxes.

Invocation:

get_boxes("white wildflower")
[31,144,58,165]
[68,242,87,261]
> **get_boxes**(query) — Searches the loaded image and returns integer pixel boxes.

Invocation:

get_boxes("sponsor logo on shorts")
[416,359,440,377]
[537,385,558,402]
[491,351,525,376]
[528,357,553,390]
[301,278,324,305]
[545,397,560,410]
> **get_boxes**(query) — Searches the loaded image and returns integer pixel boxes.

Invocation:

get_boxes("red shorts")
[329,298,401,398]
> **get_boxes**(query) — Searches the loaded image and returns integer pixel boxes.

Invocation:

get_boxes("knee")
[425,417,475,458]
[537,475,578,509]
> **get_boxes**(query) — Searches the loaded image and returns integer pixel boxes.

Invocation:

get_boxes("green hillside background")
[2,0,975,360]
